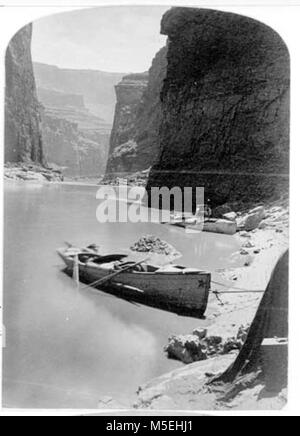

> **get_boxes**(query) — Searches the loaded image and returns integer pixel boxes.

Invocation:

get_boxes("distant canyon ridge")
[33,63,125,176]
[5,7,289,208]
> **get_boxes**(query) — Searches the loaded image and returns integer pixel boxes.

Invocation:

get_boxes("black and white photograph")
[0,0,298,417]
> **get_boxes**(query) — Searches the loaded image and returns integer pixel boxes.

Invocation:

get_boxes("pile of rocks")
[212,204,268,234]
[214,202,289,234]
[165,325,250,364]
[131,235,179,256]
[127,169,150,187]
[211,200,290,246]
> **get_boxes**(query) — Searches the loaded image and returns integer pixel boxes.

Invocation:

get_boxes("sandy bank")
[134,200,289,411]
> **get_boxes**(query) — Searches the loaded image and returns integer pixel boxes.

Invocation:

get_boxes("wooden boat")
[57,247,211,317]
[170,218,237,235]
[203,218,237,235]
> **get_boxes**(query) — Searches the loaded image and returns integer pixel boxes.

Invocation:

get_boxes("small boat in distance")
[57,247,211,318]
[167,204,237,235]
[170,218,237,235]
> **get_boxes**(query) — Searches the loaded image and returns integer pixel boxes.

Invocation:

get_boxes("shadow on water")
[4,183,242,408]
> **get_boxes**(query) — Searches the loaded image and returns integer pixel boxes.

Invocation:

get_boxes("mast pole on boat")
[73,254,80,288]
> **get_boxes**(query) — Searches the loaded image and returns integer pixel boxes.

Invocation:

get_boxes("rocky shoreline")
[4,165,288,409]
[4,163,64,183]
[100,168,150,187]
[96,198,288,411]
[132,199,289,411]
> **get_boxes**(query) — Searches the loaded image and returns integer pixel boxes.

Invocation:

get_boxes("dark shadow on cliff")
[5,23,45,164]
[145,7,290,210]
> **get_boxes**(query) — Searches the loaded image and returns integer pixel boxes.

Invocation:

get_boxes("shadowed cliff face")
[40,113,109,177]
[146,8,290,208]
[105,47,167,177]
[5,24,44,164]
[106,72,149,175]
[36,84,110,177]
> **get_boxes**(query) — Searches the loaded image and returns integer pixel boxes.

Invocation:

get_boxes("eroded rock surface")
[106,47,167,177]
[165,325,250,364]
[5,24,44,164]
[40,112,109,177]
[146,8,290,208]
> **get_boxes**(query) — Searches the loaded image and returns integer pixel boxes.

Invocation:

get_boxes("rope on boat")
[211,280,265,294]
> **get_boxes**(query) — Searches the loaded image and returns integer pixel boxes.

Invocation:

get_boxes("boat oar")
[81,258,149,291]
[73,253,80,288]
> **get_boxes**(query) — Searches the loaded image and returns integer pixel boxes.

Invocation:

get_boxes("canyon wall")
[34,63,125,124]
[105,47,167,177]
[146,8,290,208]
[40,111,109,177]
[105,73,149,176]
[5,24,44,164]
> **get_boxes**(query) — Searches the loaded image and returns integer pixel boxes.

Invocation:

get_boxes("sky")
[32,6,169,73]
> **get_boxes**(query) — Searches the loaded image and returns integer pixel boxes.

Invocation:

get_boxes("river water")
[3,182,242,409]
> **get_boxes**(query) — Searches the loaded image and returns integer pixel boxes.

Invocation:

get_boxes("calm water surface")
[3,182,242,408]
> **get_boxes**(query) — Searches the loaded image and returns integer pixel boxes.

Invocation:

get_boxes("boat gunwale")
[57,249,210,277]
[57,248,211,316]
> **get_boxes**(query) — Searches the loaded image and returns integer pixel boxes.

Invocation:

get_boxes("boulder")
[240,207,266,231]
[212,204,232,218]
[192,328,207,340]
[223,212,237,222]
[165,325,250,364]
[165,335,207,364]
[249,206,266,219]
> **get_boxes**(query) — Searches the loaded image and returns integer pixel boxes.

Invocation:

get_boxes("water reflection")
[3,182,242,408]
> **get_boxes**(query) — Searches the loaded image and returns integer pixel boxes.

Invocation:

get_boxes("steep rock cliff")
[5,24,44,164]
[105,47,167,177]
[105,73,149,175]
[35,79,111,177]
[41,112,109,177]
[146,8,290,208]
[34,62,125,123]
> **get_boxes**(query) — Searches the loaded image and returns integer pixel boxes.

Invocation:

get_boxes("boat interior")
[67,251,201,274]
[77,253,127,264]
